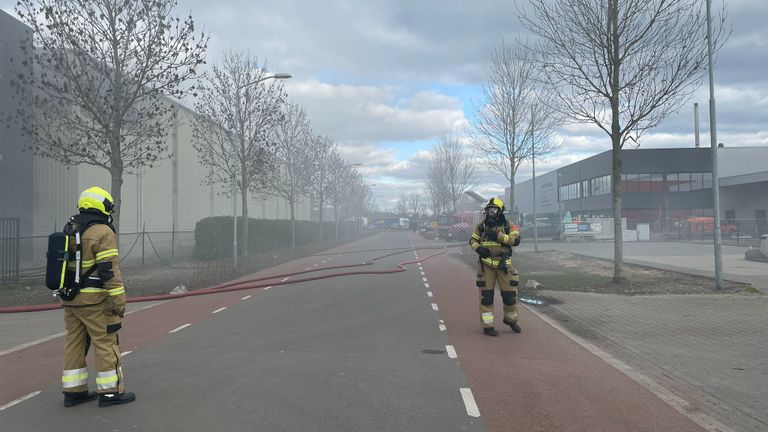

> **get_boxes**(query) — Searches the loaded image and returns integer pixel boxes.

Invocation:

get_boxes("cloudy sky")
[2,0,766,209]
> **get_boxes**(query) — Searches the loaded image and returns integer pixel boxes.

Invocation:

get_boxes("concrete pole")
[706,0,723,290]
[232,135,238,271]
[694,102,700,148]
[532,106,538,252]
[171,106,179,258]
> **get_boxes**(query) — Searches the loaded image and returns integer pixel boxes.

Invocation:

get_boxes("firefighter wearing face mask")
[60,187,136,407]
[469,198,522,336]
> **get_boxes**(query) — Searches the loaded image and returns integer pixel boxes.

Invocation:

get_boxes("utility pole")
[706,0,723,290]
[694,102,700,148]
[532,106,538,252]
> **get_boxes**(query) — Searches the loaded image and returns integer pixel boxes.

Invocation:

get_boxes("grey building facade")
[0,10,32,235]
[511,147,768,236]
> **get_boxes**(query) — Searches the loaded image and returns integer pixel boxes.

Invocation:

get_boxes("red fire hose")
[0,246,450,314]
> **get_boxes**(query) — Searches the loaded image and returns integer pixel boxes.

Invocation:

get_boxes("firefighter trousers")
[476,263,519,329]
[62,301,125,394]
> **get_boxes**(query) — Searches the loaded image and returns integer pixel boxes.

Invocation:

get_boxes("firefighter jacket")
[61,215,125,311]
[469,218,521,269]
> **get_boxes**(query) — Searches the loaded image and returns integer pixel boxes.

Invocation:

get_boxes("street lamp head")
[238,73,292,90]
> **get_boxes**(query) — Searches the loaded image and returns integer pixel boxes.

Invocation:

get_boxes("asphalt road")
[1,231,714,431]
[1,232,486,432]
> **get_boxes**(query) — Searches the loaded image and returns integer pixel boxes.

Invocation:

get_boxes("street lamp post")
[231,72,291,270]
[706,0,723,290]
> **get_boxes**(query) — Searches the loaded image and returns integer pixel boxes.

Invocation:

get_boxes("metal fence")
[0,218,20,282]
[669,218,767,244]
[7,229,196,281]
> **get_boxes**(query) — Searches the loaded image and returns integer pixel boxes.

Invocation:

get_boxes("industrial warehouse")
[511,146,768,241]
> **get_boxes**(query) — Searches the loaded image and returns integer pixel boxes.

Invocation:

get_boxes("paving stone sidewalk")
[533,291,768,432]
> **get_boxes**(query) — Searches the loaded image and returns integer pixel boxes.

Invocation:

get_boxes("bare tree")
[433,131,478,212]
[395,193,409,217]
[521,0,727,282]
[407,193,423,218]
[425,164,448,217]
[327,152,352,241]
[471,40,559,221]
[338,169,370,236]
[11,0,208,231]
[192,51,286,257]
[262,102,313,248]
[307,136,336,241]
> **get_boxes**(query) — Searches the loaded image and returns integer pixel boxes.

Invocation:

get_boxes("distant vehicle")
[434,211,479,241]
[399,218,410,230]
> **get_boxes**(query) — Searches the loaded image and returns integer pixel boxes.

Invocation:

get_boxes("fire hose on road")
[0,245,465,314]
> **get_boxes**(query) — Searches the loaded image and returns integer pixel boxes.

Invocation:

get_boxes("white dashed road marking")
[446,345,457,358]
[212,307,227,314]
[264,286,272,291]
[459,388,481,417]
[169,324,191,333]
[424,283,430,288]
[422,277,428,282]
[281,277,290,282]
[121,351,133,357]
[0,391,41,412]
[242,295,251,300]
[427,291,433,297]
[439,324,447,332]
[431,303,439,311]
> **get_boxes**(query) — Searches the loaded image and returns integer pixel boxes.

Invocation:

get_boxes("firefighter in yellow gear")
[469,198,522,336]
[61,187,136,407]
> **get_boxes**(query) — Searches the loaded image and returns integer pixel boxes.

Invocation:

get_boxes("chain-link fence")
[5,229,196,282]
[0,218,20,282]
[669,218,766,244]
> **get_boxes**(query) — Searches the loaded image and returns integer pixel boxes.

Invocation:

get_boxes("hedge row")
[194,216,360,260]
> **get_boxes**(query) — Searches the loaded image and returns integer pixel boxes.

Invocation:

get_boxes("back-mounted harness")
[45,216,107,301]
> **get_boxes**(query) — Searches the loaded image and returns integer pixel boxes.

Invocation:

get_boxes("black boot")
[98,392,136,407]
[483,327,499,337]
[63,391,98,407]
[503,319,522,333]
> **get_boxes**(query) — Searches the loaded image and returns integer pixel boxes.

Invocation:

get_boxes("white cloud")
[403,91,462,111]
[286,80,467,143]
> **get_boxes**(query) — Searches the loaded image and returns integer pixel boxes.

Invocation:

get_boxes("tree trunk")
[508,171,516,224]
[110,168,124,240]
[290,198,296,248]
[334,199,339,241]
[318,196,324,241]
[609,0,624,283]
[240,166,249,258]
[611,142,624,282]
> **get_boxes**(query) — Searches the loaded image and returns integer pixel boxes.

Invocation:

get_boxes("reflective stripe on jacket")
[62,224,125,307]
[468,220,520,269]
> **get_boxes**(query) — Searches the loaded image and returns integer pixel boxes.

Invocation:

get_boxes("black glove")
[475,246,491,258]
[112,305,125,318]
[485,230,499,241]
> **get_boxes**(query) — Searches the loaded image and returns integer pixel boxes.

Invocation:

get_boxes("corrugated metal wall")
[30,100,311,239]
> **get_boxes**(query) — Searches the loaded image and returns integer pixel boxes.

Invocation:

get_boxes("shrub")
[194,217,358,260]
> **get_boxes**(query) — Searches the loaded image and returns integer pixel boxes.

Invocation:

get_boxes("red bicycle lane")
[411,234,705,432]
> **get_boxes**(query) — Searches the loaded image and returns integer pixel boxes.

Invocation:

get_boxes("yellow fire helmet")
[485,197,505,212]
[78,186,115,216]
